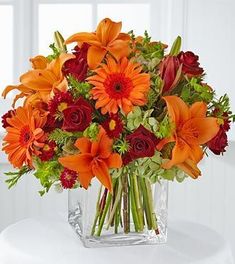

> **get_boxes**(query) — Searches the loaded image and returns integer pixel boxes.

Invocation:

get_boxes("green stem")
[91,185,102,236]
[145,179,159,234]
[129,175,140,232]
[122,173,129,233]
[133,174,144,231]
[139,177,152,230]
[114,198,121,234]
[96,192,112,237]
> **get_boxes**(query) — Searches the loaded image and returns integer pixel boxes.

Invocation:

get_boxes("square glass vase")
[68,176,168,248]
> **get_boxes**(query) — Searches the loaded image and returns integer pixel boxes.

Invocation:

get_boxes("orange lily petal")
[75,137,91,153]
[187,117,219,144]
[177,159,201,179]
[78,171,94,189]
[156,135,175,151]
[91,160,112,193]
[163,96,190,126]
[106,153,122,168]
[190,101,207,118]
[87,46,107,69]
[65,32,101,46]
[96,18,122,45]
[30,55,48,69]
[107,40,130,61]
[162,138,190,169]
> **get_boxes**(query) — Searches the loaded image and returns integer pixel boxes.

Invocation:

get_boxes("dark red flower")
[63,44,89,82]
[48,91,73,118]
[60,168,78,189]
[39,140,57,161]
[124,125,159,165]
[159,56,181,93]
[43,115,62,132]
[101,114,123,138]
[177,51,203,76]
[207,128,228,155]
[62,97,93,132]
[1,110,15,128]
[221,112,231,132]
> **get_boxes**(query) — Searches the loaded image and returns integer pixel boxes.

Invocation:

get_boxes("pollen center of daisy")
[104,73,133,99]
[58,102,68,112]
[109,119,116,130]
[20,126,32,146]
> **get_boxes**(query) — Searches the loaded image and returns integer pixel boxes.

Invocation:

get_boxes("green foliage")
[68,76,91,99]
[113,139,129,154]
[54,31,67,52]
[181,77,214,104]
[34,158,63,196]
[48,128,82,146]
[126,107,158,133]
[47,43,60,61]
[5,166,32,189]
[169,36,181,56]
[155,116,173,139]
[83,123,99,140]
[147,76,163,109]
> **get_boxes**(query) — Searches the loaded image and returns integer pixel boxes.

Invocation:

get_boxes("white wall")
[0,0,235,257]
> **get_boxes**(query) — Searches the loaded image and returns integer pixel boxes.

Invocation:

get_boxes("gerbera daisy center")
[20,126,32,146]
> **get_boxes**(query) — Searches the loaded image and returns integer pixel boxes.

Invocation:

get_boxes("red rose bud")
[39,140,57,161]
[1,110,15,128]
[125,125,159,162]
[63,44,89,82]
[177,51,203,76]
[60,168,78,189]
[207,128,228,155]
[62,97,93,132]
[159,56,181,93]
[101,114,123,138]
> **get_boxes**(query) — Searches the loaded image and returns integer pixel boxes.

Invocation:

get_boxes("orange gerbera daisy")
[2,53,74,105]
[58,127,122,192]
[157,96,220,178]
[65,18,130,69]
[87,57,150,114]
[2,106,47,168]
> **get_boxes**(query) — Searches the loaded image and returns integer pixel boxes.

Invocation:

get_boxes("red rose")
[177,51,203,76]
[123,125,159,165]
[207,128,228,155]
[159,56,181,93]
[63,44,89,82]
[1,110,15,128]
[62,97,93,132]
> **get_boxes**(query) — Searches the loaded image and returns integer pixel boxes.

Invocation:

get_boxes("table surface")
[0,217,234,264]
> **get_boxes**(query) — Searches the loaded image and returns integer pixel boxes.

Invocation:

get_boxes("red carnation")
[60,168,78,189]
[1,110,15,128]
[159,56,181,93]
[39,140,57,161]
[48,91,73,118]
[63,44,89,82]
[62,97,93,132]
[123,125,159,165]
[177,51,204,76]
[101,114,123,138]
[207,128,228,155]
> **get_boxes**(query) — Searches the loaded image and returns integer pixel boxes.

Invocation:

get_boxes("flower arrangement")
[1,18,234,239]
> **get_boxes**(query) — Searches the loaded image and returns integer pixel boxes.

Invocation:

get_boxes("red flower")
[177,51,203,76]
[1,110,15,128]
[63,44,89,82]
[62,97,93,132]
[207,128,228,155]
[101,114,123,138]
[48,91,73,118]
[43,115,62,132]
[60,168,78,189]
[39,140,57,161]
[159,56,181,93]
[124,125,159,165]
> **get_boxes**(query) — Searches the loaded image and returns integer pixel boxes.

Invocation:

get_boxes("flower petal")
[87,46,107,69]
[106,153,122,168]
[65,32,101,46]
[177,159,201,179]
[78,171,94,189]
[75,137,91,153]
[190,101,207,118]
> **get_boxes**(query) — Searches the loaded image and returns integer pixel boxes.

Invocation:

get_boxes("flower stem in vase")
[91,185,103,236]
[122,173,130,233]
[129,175,140,232]
[133,174,144,231]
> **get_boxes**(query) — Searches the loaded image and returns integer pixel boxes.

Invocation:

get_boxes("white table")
[0,218,234,264]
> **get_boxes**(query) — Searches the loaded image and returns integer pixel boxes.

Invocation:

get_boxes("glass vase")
[68,174,168,248]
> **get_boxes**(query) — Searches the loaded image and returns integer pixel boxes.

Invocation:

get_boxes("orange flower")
[2,53,74,105]
[157,96,220,178]
[2,106,47,168]
[65,18,130,69]
[58,128,122,192]
[87,57,150,114]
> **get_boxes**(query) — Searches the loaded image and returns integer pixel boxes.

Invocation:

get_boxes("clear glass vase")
[68,175,168,248]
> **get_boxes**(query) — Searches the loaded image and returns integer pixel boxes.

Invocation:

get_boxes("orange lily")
[58,127,122,192]
[65,18,130,69]
[157,96,220,178]
[2,53,74,105]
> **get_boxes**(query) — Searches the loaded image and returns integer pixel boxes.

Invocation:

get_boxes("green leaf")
[5,166,32,189]
[169,36,181,56]
[47,43,60,61]
[68,76,91,99]
[48,128,82,146]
